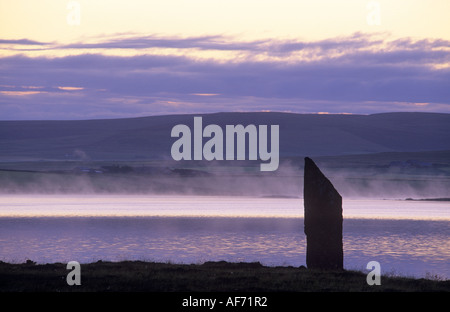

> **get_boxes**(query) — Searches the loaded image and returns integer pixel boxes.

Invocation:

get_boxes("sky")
[0,0,449,120]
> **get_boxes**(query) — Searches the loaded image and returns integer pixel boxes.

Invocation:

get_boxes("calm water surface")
[0,195,448,279]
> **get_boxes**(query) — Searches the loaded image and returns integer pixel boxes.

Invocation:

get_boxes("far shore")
[404,197,450,201]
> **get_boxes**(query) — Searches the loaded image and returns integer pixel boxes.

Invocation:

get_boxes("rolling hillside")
[0,112,449,161]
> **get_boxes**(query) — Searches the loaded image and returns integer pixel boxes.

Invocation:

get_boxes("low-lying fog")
[1,163,449,200]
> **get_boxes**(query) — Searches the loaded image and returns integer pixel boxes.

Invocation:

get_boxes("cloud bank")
[1,33,449,120]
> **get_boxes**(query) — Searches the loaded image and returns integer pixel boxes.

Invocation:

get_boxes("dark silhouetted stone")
[304,157,343,270]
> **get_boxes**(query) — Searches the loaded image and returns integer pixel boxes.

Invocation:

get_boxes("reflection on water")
[343,219,450,278]
[0,217,448,279]
[0,195,449,279]
[0,217,304,267]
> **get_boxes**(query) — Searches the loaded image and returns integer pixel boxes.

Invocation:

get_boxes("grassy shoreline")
[1,260,448,292]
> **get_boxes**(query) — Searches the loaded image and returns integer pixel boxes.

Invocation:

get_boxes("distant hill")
[0,112,449,161]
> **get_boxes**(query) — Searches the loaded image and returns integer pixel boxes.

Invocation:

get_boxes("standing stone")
[304,157,343,270]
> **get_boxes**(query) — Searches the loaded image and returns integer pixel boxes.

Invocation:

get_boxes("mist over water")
[1,164,449,200]
[327,169,450,199]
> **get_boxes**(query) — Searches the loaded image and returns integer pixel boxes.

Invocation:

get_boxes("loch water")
[0,195,448,279]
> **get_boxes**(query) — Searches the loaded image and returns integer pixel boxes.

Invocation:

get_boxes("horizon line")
[1,110,448,122]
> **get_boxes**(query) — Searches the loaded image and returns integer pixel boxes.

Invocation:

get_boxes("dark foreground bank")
[0,260,448,292]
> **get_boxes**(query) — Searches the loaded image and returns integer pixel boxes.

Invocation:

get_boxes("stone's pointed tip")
[304,157,321,174]
[305,156,318,164]
[304,157,315,168]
